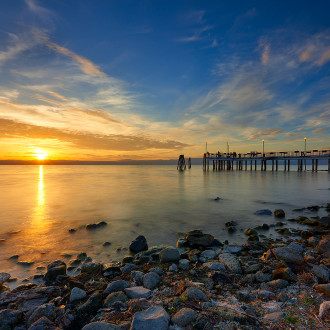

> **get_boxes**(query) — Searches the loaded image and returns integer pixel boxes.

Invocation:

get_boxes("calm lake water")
[0,165,329,285]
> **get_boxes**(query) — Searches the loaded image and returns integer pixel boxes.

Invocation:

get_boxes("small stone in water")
[103,242,111,247]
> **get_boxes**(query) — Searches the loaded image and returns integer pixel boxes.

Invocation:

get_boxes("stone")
[203,262,226,271]
[218,253,242,274]
[184,230,214,247]
[124,286,152,299]
[0,272,10,285]
[274,209,285,218]
[273,267,297,282]
[27,303,57,327]
[263,312,285,322]
[121,263,139,273]
[0,309,23,328]
[47,260,66,270]
[176,238,188,248]
[311,264,329,282]
[131,305,170,330]
[315,284,330,297]
[244,228,258,236]
[258,290,276,300]
[172,307,196,327]
[86,221,107,230]
[316,236,330,257]
[181,287,208,302]
[159,248,180,262]
[129,235,148,253]
[131,271,144,285]
[319,216,330,227]
[319,301,330,319]
[28,316,58,330]
[143,272,160,290]
[200,250,216,260]
[70,287,87,302]
[255,271,272,283]
[255,209,272,215]
[224,245,244,253]
[179,259,189,270]
[272,243,304,265]
[149,268,164,276]
[104,280,129,296]
[267,279,289,289]
[307,236,319,247]
[169,264,178,272]
[77,291,103,314]
[81,262,101,275]
[77,252,87,260]
[82,322,130,330]
[104,291,128,308]
[44,265,66,282]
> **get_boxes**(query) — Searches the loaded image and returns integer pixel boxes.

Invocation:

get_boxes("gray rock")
[121,263,139,273]
[179,259,189,270]
[176,238,187,248]
[143,272,160,290]
[169,264,178,272]
[124,286,152,299]
[44,265,66,282]
[81,263,101,275]
[267,279,289,289]
[104,292,128,308]
[263,312,285,322]
[86,221,107,230]
[70,287,87,302]
[218,253,242,274]
[172,307,196,327]
[184,230,214,247]
[224,245,244,254]
[273,267,297,282]
[255,271,272,283]
[316,237,330,257]
[203,262,226,271]
[47,260,66,270]
[27,303,57,327]
[243,263,262,274]
[258,290,275,300]
[255,209,272,215]
[28,316,58,330]
[77,291,103,314]
[0,309,23,328]
[159,248,180,262]
[272,243,304,265]
[200,250,216,260]
[104,280,129,296]
[131,271,144,285]
[181,287,208,302]
[274,209,285,218]
[129,235,148,253]
[82,322,130,330]
[149,268,164,276]
[131,305,170,330]
[0,272,10,285]
[312,264,330,282]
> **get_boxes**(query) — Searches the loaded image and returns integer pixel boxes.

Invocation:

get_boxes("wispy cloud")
[47,91,67,101]
[248,128,282,140]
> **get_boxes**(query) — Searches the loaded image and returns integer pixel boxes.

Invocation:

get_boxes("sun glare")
[34,149,48,160]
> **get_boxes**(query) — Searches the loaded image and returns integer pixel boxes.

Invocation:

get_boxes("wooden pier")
[203,149,330,172]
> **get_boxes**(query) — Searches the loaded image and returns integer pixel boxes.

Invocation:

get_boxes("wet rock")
[179,259,189,270]
[129,235,148,253]
[0,309,23,328]
[272,242,304,265]
[86,221,107,230]
[81,263,101,275]
[69,228,76,233]
[131,305,169,330]
[184,230,214,247]
[274,209,285,218]
[8,255,19,260]
[319,216,330,228]
[143,272,160,290]
[103,242,111,247]
[159,248,180,262]
[307,205,320,211]
[172,307,196,327]
[77,291,103,314]
[0,272,10,285]
[28,316,59,330]
[181,286,208,302]
[104,291,128,308]
[17,261,34,266]
[124,286,152,299]
[44,265,66,283]
[121,263,140,273]
[70,287,87,302]
[311,264,330,282]
[27,303,58,327]
[12,283,37,293]
[218,252,242,274]
[316,236,330,257]
[104,280,129,296]
[77,252,87,261]
[200,250,216,261]
[150,267,164,276]
[82,322,130,329]
[47,260,66,270]
[315,284,330,297]
[224,245,244,254]
[176,238,188,248]
[255,209,272,215]
[244,228,258,236]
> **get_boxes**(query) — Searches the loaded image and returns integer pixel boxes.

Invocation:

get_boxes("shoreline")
[0,204,329,329]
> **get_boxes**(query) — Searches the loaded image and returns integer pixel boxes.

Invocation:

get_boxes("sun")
[34,149,48,160]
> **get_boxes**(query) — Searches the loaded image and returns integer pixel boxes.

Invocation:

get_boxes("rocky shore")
[0,204,329,329]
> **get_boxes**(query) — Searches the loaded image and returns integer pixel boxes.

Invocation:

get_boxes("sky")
[0,0,329,161]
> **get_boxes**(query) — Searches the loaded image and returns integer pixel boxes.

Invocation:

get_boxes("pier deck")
[203,150,330,172]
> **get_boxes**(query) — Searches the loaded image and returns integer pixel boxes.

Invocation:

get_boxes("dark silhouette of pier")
[203,149,330,172]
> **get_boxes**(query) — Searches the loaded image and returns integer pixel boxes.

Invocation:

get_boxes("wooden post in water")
[276,160,278,171]
[284,160,287,171]
[288,160,290,171]
[316,159,318,171]
[272,160,274,171]
[255,160,257,171]
[312,159,314,171]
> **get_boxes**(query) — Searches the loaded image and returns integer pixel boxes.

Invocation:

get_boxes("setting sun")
[34,150,48,160]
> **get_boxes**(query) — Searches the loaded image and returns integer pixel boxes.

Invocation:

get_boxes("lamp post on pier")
[304,137,307,152]
[205,141,208,153]
[262,139,265,157]
[226,141,229,154]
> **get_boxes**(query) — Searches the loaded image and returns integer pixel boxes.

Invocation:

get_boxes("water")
[0,165,329,285]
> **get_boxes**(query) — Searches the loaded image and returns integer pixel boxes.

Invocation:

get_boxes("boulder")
[86,221,107,230]
[274,209,285,218]
[121,263,140,273]
[70,287,87,302]
[311,265,329,282]
[124,286,152,299]
[0,309,23,328]
[315,284,330,297]
[200,250,216,260]
[267,279,289,290]
[82,322,130,330]
[27,303,58,327]
[44,265,66,282]
[179,259,190,270]
[77,291,103,314]
[129,235,148,253]
[143,272,160,290]
[159,248,180,262]
[218,253,242,274]
[272,243,304,265]
[181,287,208,302]
[131,271,144,285]
[47,260,66,270]
[0,273,10,285]
[81,263,101,275]
[255,209,272,215]
[172,307,196,327]
[28,316,59,330]
[184,230,214,247]
[104,292,128,308]
[104,280,129,296]
[316,236,330,257]
[131,305,170,330]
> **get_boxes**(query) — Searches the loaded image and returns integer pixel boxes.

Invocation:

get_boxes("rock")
[212,306,256,325]
[82,322,130,330]
[86,221,107,230]
[319,301,330,319]
[184,230,214,247]
[17,261,34,266]
[224,245,244,254]
[181,287,208,302]
[70,287,87,302]
[81,263,101,275]
[149,267,164,276]
[263,311,285,322]
[307,236,319,246]
[104,280,129,296]
[131,305,170,330]
[44,265,66,282]
[69,228,76,233]
[168,264,178,272]
[255,209,272,215]
[77,252,87,260]
[255,271,272,283]
[0,272,10,285]
[258,290,276,300]
[319,216,330,227]
[103,242,111,247]
[159,248,180,262]
[307,205,320,211]
[27,303,58,327]
[12,283,37,293]
[131,271,144,285]
[124,286,152,299]
[274,209,285,218]
[311,265,330,282]
[122,263,140,273]
[218,253,242,274]
[0,309,23,328]
[203,262,226,271]
[129,235,148,253]
[176,238,188,248]
[28,316,59,330]
[316,236,330,257]
[244,228,258,236]
[104,291,128,308]
[267,279,289,289]
[272,243,304,265]
[315,284,330,297]
[179,259,189,270]
[172,307,196,327]
[143,272,160,290]
[47,260,66,270]
[273,267,297,282]
[77,291,103,314]
[200,250,216,260]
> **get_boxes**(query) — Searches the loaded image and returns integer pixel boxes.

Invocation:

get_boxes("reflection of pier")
[203,150,330,172]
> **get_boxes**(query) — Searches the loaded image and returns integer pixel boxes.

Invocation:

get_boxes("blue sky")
[0,0,329,160]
